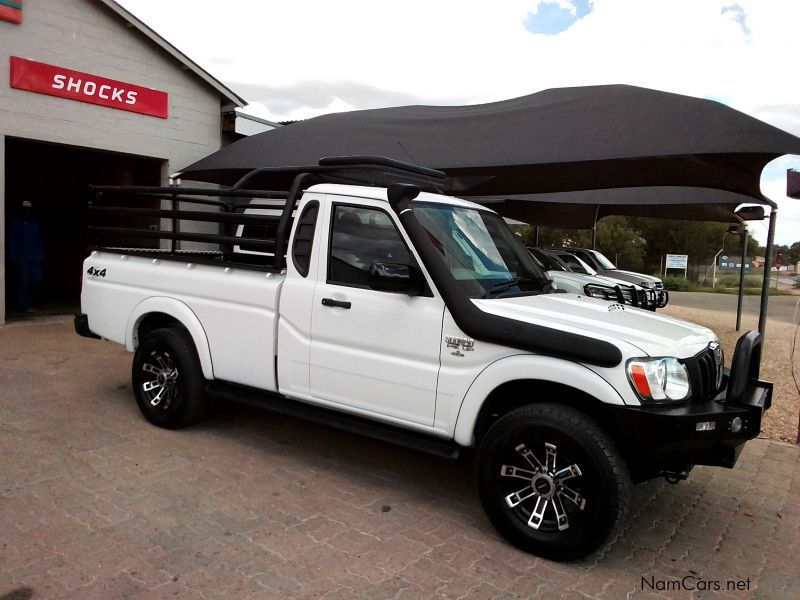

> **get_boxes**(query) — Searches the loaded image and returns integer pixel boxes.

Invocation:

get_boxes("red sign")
[10,56,168,119]
[0,0,22,24]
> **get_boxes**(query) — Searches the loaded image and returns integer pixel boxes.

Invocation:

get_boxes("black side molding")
[74,314,101,339]
[206,381,461,460]
[387,184,623,368]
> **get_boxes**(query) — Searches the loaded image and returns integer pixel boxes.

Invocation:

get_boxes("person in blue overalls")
[7,200,45,313]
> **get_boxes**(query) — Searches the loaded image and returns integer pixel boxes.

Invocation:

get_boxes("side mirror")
[368,262,424,294]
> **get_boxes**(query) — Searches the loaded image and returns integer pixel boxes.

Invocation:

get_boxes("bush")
[662,276,693,291]
[716,274,762,288]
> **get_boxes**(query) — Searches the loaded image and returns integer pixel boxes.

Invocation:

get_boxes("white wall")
[0,0,228,322]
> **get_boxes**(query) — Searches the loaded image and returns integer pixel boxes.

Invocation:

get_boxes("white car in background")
[529,247,653,309]
[560,247,668,308]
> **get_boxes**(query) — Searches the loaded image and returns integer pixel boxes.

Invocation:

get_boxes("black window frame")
[326,202,431,296]
[291,200,319,277]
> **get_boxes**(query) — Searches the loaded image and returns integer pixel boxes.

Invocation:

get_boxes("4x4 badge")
[446,335,475,356]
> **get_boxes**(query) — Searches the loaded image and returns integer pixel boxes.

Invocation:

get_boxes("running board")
[205,381,462,460]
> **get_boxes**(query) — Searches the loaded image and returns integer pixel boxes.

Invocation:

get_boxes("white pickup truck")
[76,158,771,561]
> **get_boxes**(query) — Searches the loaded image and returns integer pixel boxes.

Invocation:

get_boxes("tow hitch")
[661,467,693,484]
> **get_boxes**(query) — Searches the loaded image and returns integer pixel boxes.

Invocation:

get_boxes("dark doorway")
[4,138,162,320]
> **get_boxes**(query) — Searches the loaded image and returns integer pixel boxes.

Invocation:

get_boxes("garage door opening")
[4,138,162,321]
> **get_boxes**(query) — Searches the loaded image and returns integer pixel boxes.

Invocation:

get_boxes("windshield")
[556,252,597,276]
[414,204,551,298]
[589,250,617,270]
[529,248,566,272]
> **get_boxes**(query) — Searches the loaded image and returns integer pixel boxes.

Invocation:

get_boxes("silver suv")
[560,247,668,309]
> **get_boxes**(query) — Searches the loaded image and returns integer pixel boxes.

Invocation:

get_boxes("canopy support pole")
[591,205,600,249]
[735,224,748,332]
[757,206,778,338]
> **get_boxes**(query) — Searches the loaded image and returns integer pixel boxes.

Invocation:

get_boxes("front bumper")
[656,288,669,308]
[610,378,771,476]
[641,287,668,310]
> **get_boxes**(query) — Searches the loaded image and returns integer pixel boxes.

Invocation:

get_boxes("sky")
[117,0,800,246]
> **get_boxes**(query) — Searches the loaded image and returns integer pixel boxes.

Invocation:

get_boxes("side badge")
[445,335,475,357]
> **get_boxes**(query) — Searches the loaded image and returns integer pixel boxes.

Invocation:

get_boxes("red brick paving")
[1,318,798,599]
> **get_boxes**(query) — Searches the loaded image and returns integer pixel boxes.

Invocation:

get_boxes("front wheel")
[476,403,631,561]
[132,327,207,429]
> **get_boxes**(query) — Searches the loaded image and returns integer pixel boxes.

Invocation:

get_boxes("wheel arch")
[125,297,214,380]
[453,355,625,447]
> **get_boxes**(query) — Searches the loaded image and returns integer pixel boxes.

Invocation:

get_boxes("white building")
[1,0,248,323]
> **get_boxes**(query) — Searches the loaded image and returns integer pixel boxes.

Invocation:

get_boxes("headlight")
[626,357,691,402]
[640,281,655,289]
[583,284,614,301]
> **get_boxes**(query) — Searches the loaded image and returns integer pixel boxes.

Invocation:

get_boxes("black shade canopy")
[480,186,768,228]
[178,84,800,203]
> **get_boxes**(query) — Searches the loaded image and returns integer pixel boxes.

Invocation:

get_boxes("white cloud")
[118,0,800,244]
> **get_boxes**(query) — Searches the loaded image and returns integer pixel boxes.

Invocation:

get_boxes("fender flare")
[452,355,625,446]
[125,297,214,380]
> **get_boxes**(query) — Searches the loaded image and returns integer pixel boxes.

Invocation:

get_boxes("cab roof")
[306,183,495,213]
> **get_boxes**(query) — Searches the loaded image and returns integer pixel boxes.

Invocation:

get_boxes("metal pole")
[735,226,747,331]
[591,205,599,249]
[758,207,778,338]
[535,225,540,246]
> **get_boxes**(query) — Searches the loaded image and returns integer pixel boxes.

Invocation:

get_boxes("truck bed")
[82,250,285,391]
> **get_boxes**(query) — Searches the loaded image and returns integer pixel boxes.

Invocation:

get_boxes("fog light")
[730,417,743,433]
[696,421,716,432]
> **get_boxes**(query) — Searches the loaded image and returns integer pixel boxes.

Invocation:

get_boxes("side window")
[328,205,412,288]
[291,201,319,277]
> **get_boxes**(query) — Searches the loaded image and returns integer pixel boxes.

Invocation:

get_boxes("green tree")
[632,218,757,272]
[523,217,645,271]
[592,216,645,271]
[788,241,800,265]
[523,216,762,276]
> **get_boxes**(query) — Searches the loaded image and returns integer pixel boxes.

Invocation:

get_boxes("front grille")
[637,289,653,307]
[683,345,723,400]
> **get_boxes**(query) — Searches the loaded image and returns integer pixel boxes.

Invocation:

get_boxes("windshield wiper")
[484,278,542,298]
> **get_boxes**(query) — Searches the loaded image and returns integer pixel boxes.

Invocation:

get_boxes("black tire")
[476,403,631,561]
[132,327,207,429]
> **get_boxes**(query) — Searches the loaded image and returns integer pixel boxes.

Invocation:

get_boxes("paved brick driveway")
[1,318,798,599]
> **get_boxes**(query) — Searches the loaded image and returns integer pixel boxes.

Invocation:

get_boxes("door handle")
[321,298,351,309]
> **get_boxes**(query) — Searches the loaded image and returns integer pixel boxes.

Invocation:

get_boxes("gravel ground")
[661,293,800,445]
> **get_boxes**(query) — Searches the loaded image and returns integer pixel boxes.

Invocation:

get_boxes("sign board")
[719,255,751,270]
[10,56,168,119]
[665,254,688,269]
[0,0,22,24]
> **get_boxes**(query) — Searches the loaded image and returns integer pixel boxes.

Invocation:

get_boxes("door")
[309,202,444,426]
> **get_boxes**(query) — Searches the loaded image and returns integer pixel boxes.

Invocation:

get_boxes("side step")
[205,381,462,461]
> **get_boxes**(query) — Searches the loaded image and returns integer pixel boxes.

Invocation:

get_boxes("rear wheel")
[477,403,630,561]
[132,327,206,429]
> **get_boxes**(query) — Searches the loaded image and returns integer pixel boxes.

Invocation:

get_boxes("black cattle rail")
[89,156,447,272]
[89,186,290,272]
